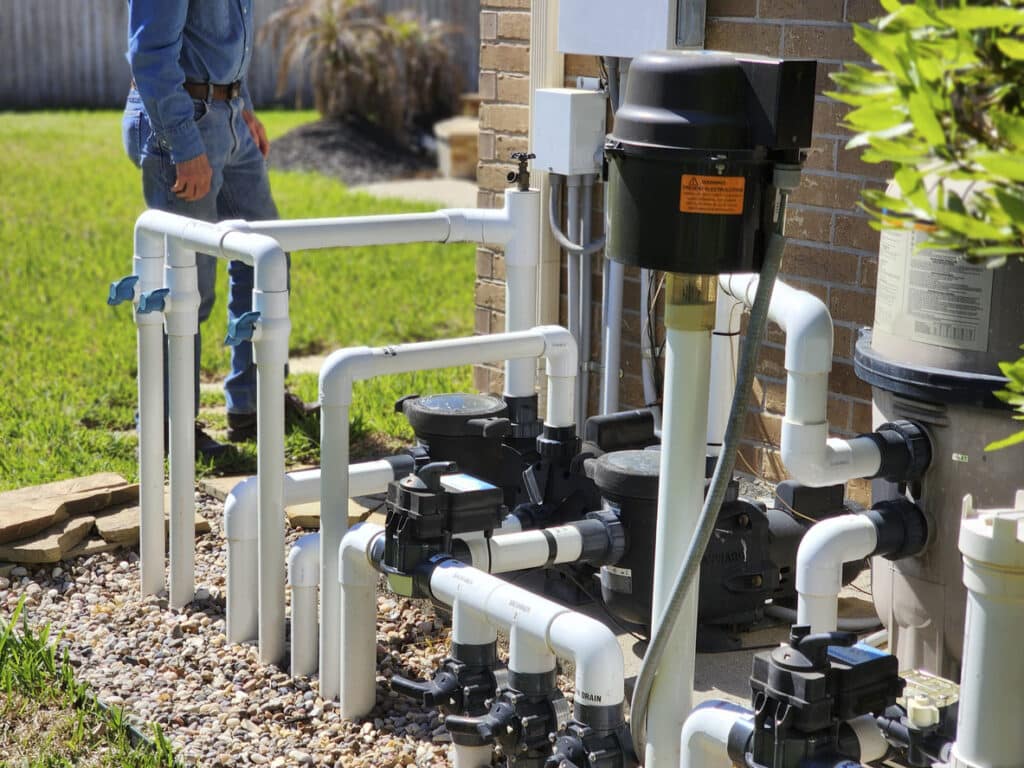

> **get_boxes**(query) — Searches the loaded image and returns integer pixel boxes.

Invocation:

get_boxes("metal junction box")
[558,0,707,56]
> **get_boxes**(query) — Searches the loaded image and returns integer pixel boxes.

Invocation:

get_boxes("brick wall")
[475,1,885,502]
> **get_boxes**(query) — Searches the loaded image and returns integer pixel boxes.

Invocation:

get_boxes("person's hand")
[172,153,213,201]
[242,110,270,157]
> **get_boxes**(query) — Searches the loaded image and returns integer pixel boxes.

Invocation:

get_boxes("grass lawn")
[0,599,177,766]
[0,110,476,491]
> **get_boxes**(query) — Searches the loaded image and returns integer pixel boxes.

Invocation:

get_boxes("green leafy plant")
[260,0,463,141]
[829,0,1024,450]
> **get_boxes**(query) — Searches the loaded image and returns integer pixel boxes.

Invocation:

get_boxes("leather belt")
[183,80,242,101]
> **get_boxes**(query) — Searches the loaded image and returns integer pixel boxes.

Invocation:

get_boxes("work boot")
[194,424,231,460]
[226,392,320,443]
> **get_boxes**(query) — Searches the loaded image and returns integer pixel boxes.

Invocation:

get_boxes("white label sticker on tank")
[952,452,969,463]
[875,228,993,352]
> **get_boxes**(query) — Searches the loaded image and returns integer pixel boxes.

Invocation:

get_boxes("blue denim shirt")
[127,0,255,164]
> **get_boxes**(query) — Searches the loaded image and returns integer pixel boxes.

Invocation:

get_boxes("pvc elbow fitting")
[319,347,373,407]
[539,325,578,379]
[338,523,384,587]
[288,533,320,589]
[224,477,259,542]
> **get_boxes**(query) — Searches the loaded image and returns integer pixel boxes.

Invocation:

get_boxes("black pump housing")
[605,51,815,275]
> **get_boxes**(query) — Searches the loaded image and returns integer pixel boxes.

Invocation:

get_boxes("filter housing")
[855,226,1024,680]
[605,51,815,275]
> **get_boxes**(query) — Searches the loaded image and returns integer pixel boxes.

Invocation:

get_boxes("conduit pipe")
[579,174,596,424]
[679,702,753,768]
[288,534,319,677]
[796,514,878,633]
[639,268,659,416]
[720,274,882,485]
[223,458,411,645]
[321,326,577,700]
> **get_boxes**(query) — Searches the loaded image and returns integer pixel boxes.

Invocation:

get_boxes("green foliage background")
[829,0,1024,449]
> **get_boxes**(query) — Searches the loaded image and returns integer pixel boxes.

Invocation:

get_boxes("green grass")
[0,110,475,490]
[0,599,177,766]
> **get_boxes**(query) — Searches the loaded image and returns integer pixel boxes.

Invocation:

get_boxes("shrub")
[829,0,1024,449]
[261,0,463,142]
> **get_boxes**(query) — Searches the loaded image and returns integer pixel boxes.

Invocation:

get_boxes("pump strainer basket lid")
[401,393,509,438]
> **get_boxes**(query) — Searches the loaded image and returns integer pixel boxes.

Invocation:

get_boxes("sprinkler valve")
[224,310,261,346]
[136,288,169,314]
[107,275,139,306]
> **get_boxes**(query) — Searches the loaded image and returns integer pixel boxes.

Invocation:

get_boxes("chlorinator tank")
[855,225,1024,680]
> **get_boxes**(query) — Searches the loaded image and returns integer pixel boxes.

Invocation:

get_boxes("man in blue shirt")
[123,0,286,457]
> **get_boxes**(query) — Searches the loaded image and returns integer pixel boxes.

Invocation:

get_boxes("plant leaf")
[996,37,1024,60]
[986,429,1024,451]
[973,151,1024,182]
[936,7,1024,30]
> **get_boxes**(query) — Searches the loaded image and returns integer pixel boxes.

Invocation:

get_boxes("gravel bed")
[0,493,476,767]
[268,118,436,187]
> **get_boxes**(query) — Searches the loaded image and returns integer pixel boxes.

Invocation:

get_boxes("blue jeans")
[122,90,280,416]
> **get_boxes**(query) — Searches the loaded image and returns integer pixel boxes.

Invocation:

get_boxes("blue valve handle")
[224,311,261,347]
[136,288,170,314]
[107,275,139,306]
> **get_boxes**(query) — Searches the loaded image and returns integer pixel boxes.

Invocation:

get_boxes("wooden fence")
[0,1,480,109]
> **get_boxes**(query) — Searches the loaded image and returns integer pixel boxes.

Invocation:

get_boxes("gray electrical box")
[558,0,706,57]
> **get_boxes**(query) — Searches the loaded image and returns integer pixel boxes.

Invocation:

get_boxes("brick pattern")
[474,1,885,503]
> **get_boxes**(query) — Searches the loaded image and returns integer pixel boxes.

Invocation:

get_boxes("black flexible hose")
[629,179,795,759]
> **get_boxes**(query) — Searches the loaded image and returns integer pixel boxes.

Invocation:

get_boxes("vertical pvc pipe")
[707,286,741,457]
[255,287,289,666]
[451,745,493,768]
[503,189,541,398]
[644,275,716,768]
[338,523,384,718]
[579,175,595,423]
[288,533,320,678]
[952,493,1024,768]
[600,259,624,414]
[639,268,658,409]
[320,403,349,701]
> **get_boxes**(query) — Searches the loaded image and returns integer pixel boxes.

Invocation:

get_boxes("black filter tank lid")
[608,51,816,155]
[585,449,661,502]
[400,393,509,438]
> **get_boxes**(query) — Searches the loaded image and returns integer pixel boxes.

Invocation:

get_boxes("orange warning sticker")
[679,174,746,215]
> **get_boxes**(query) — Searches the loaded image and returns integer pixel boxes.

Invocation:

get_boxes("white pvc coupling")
[796,514,877,633]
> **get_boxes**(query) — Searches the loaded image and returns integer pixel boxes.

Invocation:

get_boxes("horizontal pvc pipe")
[796,514,878,633]
[720,274,882,486]
[289,534,319,677]
[456,524,584,573]
[232,198,522,253]
[679,703,751,768]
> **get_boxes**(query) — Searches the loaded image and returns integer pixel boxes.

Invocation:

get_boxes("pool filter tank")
[855,228,1024,679]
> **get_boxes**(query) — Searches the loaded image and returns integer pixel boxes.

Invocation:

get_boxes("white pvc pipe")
[288,533,319,677]
[430,559,624,709]
[795,514,877,633]
[456,524,584,573]
[502,190,542,397]
[707,286,742,456]
[134,225,166,596]
[320,326,576,700]
[952,492,1024,768]
[224,461,399,645]
[679,704,750,768]
[338,523,386,718]
[451,745,493,768]
[165,238,200,609]
[600,259,624,414]
[645,325,713,768]
[720,274,882,486]
[640,268,657,409]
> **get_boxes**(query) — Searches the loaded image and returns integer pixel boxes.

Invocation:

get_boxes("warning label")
[875,228,993,352]
[679,174,745,215]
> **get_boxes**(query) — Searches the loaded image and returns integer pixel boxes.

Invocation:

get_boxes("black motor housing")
[605,51,816,275]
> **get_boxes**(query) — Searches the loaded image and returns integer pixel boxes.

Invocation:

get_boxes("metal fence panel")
[0,0,479,109]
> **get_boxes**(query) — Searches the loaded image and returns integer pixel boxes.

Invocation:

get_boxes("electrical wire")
[629,181,795,759]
